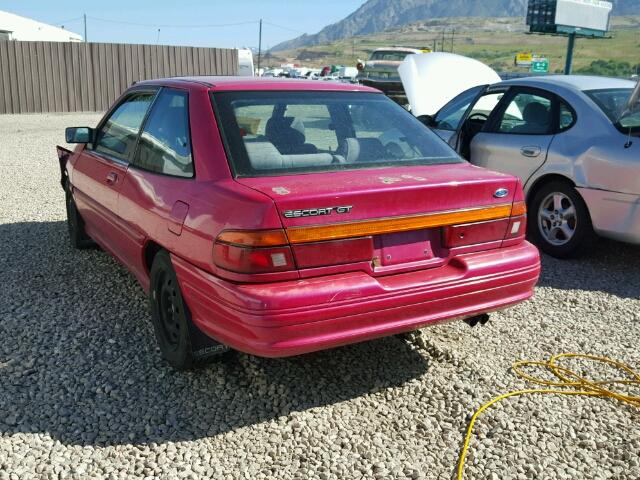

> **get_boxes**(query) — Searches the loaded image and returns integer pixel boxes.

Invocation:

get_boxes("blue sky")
[1,0,364,48]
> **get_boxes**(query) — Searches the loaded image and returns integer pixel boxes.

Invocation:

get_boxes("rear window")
[585,88,640,132]
[370,51,414,62]
[211,91,462,177]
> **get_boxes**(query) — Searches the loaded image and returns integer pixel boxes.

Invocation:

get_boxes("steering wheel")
[467,112,489,122]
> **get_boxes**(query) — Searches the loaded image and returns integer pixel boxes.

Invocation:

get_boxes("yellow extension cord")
[457,353,640,480]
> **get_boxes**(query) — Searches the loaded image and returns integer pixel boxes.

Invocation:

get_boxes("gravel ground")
[0,113,639,480]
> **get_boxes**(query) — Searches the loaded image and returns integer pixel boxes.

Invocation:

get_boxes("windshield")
[212,91,462,177]
[370,51,413,62]
[585,88,640,132]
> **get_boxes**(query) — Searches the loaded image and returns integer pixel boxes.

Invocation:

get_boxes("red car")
[58,77,540,369]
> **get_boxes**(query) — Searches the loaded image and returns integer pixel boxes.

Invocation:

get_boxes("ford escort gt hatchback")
[58,77,540,369]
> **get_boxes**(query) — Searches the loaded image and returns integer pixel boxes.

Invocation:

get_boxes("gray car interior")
[511,102,551,134]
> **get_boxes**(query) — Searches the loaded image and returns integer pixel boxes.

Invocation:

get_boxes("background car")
[357,47,431,104]
[416,74,640,258]
[58,76,539,369]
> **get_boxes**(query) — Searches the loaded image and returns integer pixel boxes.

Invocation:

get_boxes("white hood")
[399,52,501,117]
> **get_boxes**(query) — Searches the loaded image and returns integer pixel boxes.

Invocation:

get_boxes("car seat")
[337,138,386,163]
[265,116,318,154]
[512,102,551,134]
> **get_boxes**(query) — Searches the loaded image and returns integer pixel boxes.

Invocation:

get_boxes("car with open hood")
[400,53,640,258]
[357,47,431,103]
[57,76,540,369]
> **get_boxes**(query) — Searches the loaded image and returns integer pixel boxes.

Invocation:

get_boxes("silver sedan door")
[470,88,557,184]
[431,85,487,148]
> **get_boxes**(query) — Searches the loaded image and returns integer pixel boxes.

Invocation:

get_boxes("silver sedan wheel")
[537,192,577,246]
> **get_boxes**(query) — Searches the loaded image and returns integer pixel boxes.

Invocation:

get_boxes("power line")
[50,15,84,26]
[262,21,305,35]
[86,16,258,29]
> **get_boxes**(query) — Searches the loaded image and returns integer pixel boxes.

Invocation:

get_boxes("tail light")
[214,229,295,274]
[442,201,527,248]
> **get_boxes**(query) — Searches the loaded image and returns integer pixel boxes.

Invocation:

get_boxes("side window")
[496,92,553,135]
[133,89,194,178]
[434,86,484,131]
[94,93,155,161]
[468,92,504,119]
[559,102,576,131]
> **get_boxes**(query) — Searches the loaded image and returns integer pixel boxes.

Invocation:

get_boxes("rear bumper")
[172,242,540,358]
[578,188,640,244]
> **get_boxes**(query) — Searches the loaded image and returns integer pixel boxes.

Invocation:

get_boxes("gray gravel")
[0,113,639,480]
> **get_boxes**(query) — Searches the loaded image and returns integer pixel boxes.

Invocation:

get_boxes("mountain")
[271,0,640,52]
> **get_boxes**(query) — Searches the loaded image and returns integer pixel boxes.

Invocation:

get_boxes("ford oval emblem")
[494,188,509,199]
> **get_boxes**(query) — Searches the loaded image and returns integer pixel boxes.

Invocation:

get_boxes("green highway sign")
[531,59,550,73]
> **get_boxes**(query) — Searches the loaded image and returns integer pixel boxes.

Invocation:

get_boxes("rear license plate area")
[374,229,439,267]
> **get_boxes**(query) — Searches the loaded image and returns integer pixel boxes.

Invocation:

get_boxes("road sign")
[515,53,533,67]
[531,59,550,73]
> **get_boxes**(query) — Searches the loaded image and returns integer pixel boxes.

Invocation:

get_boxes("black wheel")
[149,250,229,370]
[528,181,594,258]
[65,191,95,249]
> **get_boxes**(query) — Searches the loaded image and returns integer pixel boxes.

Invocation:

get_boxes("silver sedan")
[425,75,640,258]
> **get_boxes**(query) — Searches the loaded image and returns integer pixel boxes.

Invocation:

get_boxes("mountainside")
[271,0,640,52]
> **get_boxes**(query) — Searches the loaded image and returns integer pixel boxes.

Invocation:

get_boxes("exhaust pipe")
[464,313,490,327]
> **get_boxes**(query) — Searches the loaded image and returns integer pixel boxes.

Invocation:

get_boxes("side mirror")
[417,115,436,128]
[65,127,94,144]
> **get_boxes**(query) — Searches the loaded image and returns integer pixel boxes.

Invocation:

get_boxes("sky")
[0,0,364,49]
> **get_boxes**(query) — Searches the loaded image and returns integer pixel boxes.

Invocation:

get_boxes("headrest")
[265,116,306,148]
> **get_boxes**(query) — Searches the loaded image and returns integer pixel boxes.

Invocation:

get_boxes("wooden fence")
[0,41,238,114]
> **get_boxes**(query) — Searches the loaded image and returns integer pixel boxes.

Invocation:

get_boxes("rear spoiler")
[56,145,72,191]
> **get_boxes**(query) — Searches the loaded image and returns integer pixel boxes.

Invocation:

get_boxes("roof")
[501,75,636,92]
[137,76,381,93]
[373,47,423,53]
[0,10,82,42]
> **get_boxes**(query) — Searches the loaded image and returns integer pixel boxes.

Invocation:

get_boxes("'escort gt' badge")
[284,206,353,218]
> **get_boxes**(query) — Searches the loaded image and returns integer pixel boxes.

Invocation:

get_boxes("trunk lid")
[237,164,518,227]
[236,164,520,273]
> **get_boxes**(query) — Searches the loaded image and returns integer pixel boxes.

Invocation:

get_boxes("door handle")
[105,171,118,185]
[520,146,541,158]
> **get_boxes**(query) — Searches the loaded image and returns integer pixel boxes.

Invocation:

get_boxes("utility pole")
[432,38,436,52]
[451,29,455,53]
[441,29,445,53]
[257,19,263,75]
[564,32,576,75]
[83,14,87,43]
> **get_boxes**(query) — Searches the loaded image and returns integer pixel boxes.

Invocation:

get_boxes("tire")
[149,250,230,370]
[528,181,594,258]
[65,191,95,249]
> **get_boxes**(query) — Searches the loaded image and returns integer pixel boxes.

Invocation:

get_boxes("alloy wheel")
[537,192,577,246]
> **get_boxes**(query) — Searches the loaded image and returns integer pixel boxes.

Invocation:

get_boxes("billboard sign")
[527,0,613,37]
